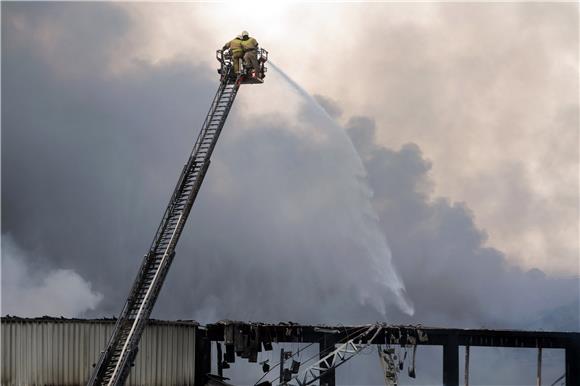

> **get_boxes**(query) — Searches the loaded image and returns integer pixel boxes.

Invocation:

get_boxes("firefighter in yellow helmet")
[222,34,244,75]
[240,31,261,79]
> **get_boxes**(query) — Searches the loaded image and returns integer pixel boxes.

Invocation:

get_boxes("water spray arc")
[269,62,414,316]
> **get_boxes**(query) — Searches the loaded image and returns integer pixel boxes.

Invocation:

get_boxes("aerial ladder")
[87,48,268,386]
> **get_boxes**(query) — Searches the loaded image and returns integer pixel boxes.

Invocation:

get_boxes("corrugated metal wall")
[1,318,198,386]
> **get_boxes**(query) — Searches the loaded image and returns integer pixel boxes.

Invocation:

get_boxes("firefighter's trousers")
[243,50,260,76]
[232,50,244,74]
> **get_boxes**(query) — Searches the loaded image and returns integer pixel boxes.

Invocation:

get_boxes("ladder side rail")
[123,162,216,357]
[86,250,156,386]
[205,84,239,159]
[145,83,235,281]
[131,82,239,321]
[118,82,231,320]
[112,250,177,386]
[191,81,239,167]
[148,69,231,254]
[145,83,239,319]
[107,113,229,385]
[138,86,239,328]
[104,151,212,383]
[96,77,240,386]
[148,79,237,262]
[148,76,230,253]
[104,167,208,384]
[121,163,215,360]
[87,63,244,386]
[115,79,233,334]
[115,165,211,381]
[88,254,152,385]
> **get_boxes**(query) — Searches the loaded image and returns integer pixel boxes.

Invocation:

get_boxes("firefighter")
[240,31,261,79]
[223,34,244,75]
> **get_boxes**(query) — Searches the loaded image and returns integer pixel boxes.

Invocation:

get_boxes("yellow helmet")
[241,30,249,38]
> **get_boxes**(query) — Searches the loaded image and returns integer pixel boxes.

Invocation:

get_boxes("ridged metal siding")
[1,318,197,386]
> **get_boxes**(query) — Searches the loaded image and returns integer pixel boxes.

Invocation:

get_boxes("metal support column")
[443,334,459,386]
[565,337,580,386]
[537,347,542,386]
[280,349,285,385]
[217,343,223,377]
[464,345,470,386]
[194,331,212,386]
[319,335,337,386]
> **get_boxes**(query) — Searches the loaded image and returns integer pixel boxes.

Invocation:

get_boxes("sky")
[1,2,579,384]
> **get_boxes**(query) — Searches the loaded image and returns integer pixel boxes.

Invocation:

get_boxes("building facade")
[1,317,199,386]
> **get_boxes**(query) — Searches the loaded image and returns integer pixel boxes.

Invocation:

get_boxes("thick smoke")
[78,2,580,277]
[2,3,412,324]
[1,235,103,317]
[308,99,577,385]
[2,3,578,384]
[3,0,578,329]
[318,101,578,330]
[158,65,416,323]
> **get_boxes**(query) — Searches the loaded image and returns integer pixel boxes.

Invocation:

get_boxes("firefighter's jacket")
[241,37,259,52]
[223,38,244,55]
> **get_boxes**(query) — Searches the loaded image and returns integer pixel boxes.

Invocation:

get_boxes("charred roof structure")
[2,317,579,386]
[204,321,580,386]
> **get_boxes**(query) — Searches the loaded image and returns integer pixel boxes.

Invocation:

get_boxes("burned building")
[2,317,579,386]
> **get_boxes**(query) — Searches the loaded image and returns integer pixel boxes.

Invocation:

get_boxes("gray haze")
[1,3,579,385]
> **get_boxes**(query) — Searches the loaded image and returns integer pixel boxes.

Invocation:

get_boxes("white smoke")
[1,235,103,317]
[271,63,415,316]
[185,63,415,320]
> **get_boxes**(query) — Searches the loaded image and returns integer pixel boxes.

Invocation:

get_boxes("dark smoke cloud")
[2,2,217,315]
[4,0,576,329]
[336,110,579,330]
[3,0,578,330]
[3,2,411,323]
[315,92,578,330]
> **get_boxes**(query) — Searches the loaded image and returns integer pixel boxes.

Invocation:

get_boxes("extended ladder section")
[87,67,244,386]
